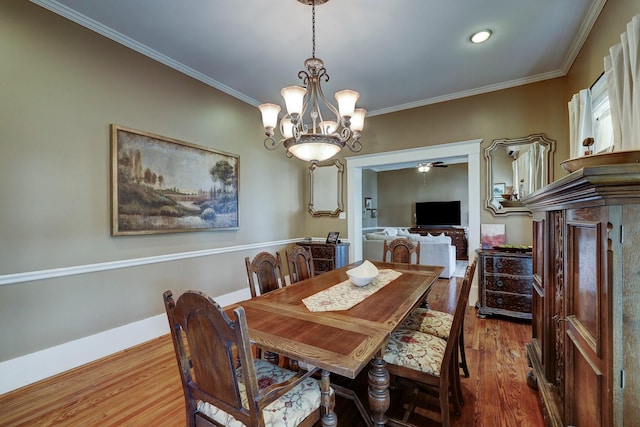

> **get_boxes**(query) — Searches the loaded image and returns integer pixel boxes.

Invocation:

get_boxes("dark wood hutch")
[475,249,532,320]
[295,241,349,275]
[522,164,640,427]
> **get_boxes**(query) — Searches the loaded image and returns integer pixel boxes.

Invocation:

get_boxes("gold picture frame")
[111,124,239,235]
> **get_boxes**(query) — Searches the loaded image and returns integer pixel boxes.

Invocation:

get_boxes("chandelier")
[258,0,366,163]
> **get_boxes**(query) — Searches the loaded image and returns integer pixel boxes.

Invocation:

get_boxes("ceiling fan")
[417,161,448,173]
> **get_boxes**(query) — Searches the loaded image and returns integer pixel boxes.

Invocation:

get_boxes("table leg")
[368,354,390,427]
[320,369,337,427]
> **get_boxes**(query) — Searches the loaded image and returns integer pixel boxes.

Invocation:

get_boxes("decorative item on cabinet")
[480,223,506,249]
[325,231,340,244]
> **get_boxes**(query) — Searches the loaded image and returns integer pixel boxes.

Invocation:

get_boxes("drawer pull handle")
[496,298,503,305]
[496,261,503,269]
[496,280,504,288]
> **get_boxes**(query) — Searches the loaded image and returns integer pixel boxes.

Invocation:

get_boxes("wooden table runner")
[302,269,401,312]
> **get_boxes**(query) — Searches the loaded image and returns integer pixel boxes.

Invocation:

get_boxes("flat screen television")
[415,201,461,227]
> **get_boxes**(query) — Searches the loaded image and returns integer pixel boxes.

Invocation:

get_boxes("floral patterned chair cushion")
[401,307,453,340]
[197,359,322,427]
[383,328,447,376]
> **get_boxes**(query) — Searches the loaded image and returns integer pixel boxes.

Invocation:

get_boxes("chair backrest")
[285,246,315,283]
[163,290,262,427]
[245,251,286,298]
[467,256,478,286]
[383,238,421,264]
[441,257,477,372]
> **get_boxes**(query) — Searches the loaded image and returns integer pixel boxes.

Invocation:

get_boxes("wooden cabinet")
[409,227,468,260]
[522,164,640,427]
[295,241,349,275]
[476,249,532,320]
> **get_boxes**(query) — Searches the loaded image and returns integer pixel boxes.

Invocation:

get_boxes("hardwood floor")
[0,276,544,426]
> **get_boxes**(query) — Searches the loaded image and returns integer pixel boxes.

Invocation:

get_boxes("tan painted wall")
[1,0,639,363]
[363,78,568,245]
[376,164,470,228]
[0,2,307,360]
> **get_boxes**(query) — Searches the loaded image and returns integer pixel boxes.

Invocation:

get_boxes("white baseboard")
[0,287,250,395]
[469,284,478,307]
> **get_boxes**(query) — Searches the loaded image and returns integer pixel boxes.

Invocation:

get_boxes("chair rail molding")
[0,238,317,286]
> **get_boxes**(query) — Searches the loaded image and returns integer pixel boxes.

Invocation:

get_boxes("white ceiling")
[32,0,605,118]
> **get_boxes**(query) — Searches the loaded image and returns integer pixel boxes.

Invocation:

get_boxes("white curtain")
[604,13,640,151]
[512,143,543,198]
[568,89,593,159]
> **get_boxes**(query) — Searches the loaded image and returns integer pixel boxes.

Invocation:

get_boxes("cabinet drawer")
[485,275,532,294]
[485,291,532,313]
[314,259,334,273]
[483,256,532,275]
[309,246,334,259]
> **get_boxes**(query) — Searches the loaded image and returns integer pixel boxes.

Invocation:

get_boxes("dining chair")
[245,251,287,365]
[383,238,421,264]
[163,290,322,427]
[401,257,477,378]
[284,246,315,283]
[384,237,429,309]
[383,263,475,426]
[245,251,286,298]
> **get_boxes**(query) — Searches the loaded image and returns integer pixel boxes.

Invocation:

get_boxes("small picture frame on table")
[326,231,340,244]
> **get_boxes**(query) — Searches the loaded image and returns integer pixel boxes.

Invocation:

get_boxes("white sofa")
[362,227,456,278]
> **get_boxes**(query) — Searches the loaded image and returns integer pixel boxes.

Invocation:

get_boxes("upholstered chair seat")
[382,263,476,426]
[401,308,453,340]
[383,328,448,376]
[197,359,321,427]
[401,258,478,378]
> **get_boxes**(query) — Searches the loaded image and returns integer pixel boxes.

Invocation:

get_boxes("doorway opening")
[345,139,482,263]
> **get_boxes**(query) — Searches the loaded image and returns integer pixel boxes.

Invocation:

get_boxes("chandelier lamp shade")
[258,0,366,163]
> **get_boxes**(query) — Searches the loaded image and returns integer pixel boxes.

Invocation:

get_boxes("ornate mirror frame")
[485,133,555,216]
[309,160,344,217]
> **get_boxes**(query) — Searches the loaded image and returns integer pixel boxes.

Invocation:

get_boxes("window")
[590,73,614,154]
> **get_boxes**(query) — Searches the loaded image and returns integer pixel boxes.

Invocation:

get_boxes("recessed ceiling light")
[470,29,493,44]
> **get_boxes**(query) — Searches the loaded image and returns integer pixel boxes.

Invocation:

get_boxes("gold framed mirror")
[309,160,344,217]
[485,133,555,216]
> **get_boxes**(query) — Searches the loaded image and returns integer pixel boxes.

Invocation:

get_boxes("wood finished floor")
[0,276,544,426]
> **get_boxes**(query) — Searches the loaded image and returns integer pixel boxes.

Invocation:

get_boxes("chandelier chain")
[311,0,316,58]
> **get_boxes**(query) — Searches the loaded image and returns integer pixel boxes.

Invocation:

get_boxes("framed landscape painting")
[111,124,239,235]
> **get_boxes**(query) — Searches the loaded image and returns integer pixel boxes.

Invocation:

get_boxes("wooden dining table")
[229,260,443,427]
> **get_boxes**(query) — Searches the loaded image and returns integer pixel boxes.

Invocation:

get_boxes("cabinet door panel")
[564,207,609,426]
[566,329,602,427]
[531,214,548,378]
[568,223,599,345]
